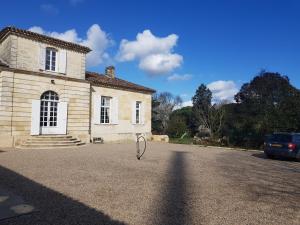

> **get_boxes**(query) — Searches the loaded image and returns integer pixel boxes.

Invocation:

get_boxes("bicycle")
[136,133,147,160]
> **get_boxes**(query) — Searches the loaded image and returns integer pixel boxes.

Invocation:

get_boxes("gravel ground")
[0,142,299,225]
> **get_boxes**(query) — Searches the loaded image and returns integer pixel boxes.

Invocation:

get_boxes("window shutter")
[111,97,119,124]
[141,102,145,125]
[58,50,67,74]
[39,46,46,71]
[132,101,136,125]
[57,102,68,134]
[31,100,41,135]
[93,95,101,124]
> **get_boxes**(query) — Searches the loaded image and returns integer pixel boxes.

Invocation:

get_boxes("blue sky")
[1,0,300,105]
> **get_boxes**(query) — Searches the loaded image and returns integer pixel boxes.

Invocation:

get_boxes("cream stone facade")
[0,35,86,79]
[91,86,152,142]
[0,70,90,147]
[0,27,155,148]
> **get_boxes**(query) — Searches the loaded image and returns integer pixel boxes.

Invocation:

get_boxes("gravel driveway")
[0,142,299,225]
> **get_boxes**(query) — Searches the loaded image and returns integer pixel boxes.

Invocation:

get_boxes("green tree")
[167,106,193,137]
[224,71,300,148]
[192,84,225,138]
[151,96,163,134]
[152,92,182,134]
[167,115,188,138]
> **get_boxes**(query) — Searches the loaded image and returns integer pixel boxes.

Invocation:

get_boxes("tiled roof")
[86,71,156,94]
[0,26,91,53]
[0,58,8,67]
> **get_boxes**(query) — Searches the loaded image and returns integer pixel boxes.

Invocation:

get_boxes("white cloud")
[182,100,193,107]
[40,4,59,15]
[207,80,238,102]
[167,73,192,81]
[117,30,183,75]
[139,53,183,75]
[81,25,113,67]
[174,100,192,110]
[28,24,113,67]
[28,26,45,35]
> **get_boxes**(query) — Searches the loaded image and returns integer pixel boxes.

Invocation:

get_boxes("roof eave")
[90,82,156,94]
[0,26,91,54]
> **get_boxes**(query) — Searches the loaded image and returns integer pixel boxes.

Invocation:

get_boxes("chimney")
[105,66,115,78]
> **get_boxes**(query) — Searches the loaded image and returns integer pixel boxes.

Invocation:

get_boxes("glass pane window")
[40,91,59,127]
[136,101,141,124]
[45,48,57,72]
[100,96,111,124]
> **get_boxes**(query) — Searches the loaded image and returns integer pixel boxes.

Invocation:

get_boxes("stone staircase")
[17,135,85,149]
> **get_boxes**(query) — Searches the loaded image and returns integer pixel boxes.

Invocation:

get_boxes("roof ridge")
[0,26,91,53]
[86,71,156,94]
[0,57,9,67]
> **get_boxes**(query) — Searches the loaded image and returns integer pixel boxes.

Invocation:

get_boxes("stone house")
[0,27,155,148]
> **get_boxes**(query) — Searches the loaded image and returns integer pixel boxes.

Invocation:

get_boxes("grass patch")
[169,137,194,145]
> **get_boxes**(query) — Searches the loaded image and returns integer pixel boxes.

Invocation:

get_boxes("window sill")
[42,70,66,75]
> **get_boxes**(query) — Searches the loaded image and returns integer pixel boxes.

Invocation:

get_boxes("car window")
[270,134,292,142]
[292,135,300,143]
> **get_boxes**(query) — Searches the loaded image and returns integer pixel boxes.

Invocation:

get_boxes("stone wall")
[0,71,14,147]
[0,70,90,147]
[0,35,86,79]
[91,86,152,143]
[0,35,13,65]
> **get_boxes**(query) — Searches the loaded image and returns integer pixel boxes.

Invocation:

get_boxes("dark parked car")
[264,133,300,160]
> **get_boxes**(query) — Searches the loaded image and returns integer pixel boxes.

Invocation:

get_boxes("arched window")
[40,91,59,127]
[45,47,57,71]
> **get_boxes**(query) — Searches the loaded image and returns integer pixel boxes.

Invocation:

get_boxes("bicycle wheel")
[136,136,146,160]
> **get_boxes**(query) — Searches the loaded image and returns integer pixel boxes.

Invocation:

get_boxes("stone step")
[30,135,73,139]
[26,138,78,142]
[19,142,85,148]
[17,143,85,149]
[22,141,85,146]
[17,135,86,149]
[25,140,81,144]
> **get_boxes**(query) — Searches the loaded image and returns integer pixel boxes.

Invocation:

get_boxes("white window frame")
[100,96,111,124]
[136,101,141,124]
[45,48,57,72]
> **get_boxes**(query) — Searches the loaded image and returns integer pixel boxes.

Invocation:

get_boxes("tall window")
[136,101,141,124]
[45,48,57,71]
[100,96,111,124]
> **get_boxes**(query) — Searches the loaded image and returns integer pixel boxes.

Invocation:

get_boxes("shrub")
[167,115,188,138]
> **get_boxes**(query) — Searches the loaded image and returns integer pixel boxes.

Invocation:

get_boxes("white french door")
[30,91,68,135]
[40,100,59,134]
[40,91,59,134]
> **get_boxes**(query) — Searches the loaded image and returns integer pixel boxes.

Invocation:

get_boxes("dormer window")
[45,48,57,72]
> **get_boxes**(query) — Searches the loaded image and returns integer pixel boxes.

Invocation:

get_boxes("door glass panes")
[40,91,59,127]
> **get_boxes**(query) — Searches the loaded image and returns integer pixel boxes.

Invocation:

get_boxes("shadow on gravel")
[217,151,300,212]
[151,151,191,225]
[251,153,268,159]
[0,165,127,225]
[252,152,299,162]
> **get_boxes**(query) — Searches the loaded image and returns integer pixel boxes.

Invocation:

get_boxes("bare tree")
[192,84,226,138]
[153,92,182,134]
